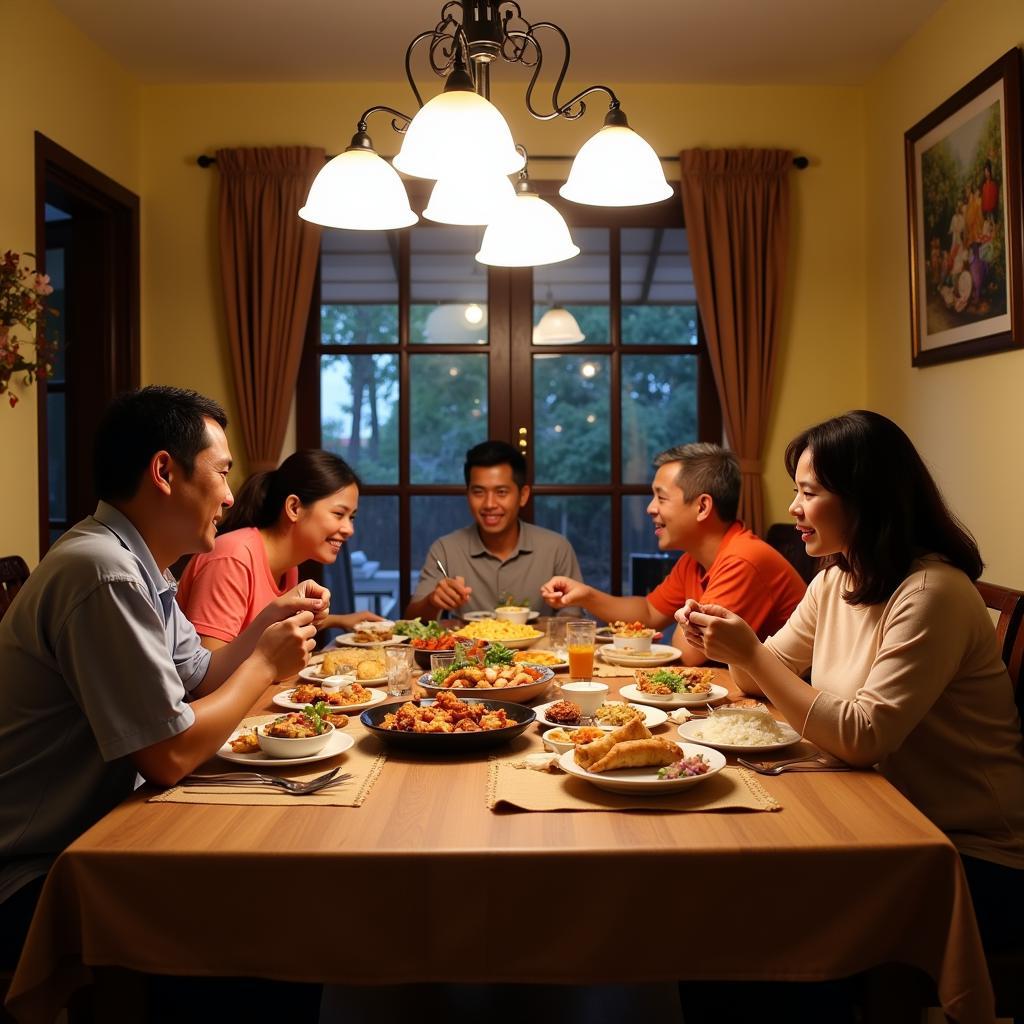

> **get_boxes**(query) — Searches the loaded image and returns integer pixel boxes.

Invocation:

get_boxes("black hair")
[218,449,361,534]
[463,440,527,489]
[785,410,983,605]
[652,442,741,523]
[94,386,228,502]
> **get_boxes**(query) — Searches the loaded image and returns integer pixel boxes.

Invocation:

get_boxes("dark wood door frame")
[34,133,140,556]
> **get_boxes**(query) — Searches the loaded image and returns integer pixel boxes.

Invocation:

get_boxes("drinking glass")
[544,617,568,658]
[385,645,416,698]
[566,620,596,680]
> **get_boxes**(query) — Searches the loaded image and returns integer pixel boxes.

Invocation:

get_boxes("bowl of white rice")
[676,707,801,751]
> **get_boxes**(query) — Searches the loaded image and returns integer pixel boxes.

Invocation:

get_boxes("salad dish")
[417,641,554,704]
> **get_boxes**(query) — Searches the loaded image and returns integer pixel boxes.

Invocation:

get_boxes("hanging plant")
[0,250,58,408]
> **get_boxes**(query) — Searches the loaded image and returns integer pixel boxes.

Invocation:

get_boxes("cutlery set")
[736,753,852,775]
[181,766,352,795]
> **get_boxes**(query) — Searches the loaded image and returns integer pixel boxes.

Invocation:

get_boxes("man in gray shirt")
[0,386,325,970]
[405,440,582,618]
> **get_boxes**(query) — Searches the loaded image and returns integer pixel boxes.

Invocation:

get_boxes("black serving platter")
[360,698,536,752]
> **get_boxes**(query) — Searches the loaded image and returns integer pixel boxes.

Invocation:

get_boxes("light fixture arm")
[355,105,413,139]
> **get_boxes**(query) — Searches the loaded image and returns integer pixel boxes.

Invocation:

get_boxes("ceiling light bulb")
[463,303,484,325]
[299,141,417,230]
[476,191,580,268]
[560,109,672,207]
[424,172,516,226]
[532,307,585,345]
[393,91,525,180]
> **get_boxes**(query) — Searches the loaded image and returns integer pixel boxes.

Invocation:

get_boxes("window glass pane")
[322,496,399,619]
[620,355,698,485]
[533,354,610,484]
[47,393,66,522]
[533,496,611,594]
[321,354,399,484]
[533,227,609,345]
[409,354,488,484]
[410,495,472,594]
[45,246,67,379]
[411,226,488,345]
[621,228,697,345]
[621,495,678,597]
[320,229,399,344]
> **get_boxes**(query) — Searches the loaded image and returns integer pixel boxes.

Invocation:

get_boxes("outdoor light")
[533,306,585,344]
[298,0,671,267]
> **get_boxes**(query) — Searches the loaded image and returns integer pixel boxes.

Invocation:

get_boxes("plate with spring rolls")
[558,732,726,795]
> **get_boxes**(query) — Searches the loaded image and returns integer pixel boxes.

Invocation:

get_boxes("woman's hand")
[329,610,386,632]
[675,600,760,668]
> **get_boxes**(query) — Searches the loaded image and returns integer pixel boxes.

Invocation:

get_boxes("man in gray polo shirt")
[0,386,324,970]
[405,440,582,618]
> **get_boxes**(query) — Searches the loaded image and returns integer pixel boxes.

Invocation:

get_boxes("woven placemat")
[487,759,780,813]
[149,724,386,807]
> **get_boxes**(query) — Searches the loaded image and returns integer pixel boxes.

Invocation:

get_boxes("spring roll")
[588,738,683,774]
[573,717,651,768]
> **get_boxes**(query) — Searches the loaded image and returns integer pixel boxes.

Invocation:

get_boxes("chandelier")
[299,1,672,268]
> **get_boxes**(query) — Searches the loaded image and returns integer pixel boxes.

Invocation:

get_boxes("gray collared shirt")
[0,502,210,901]
[412,520,582,615]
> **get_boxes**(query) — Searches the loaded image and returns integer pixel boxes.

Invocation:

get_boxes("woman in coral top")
[177,449,381,650]
[678,410,1024,951]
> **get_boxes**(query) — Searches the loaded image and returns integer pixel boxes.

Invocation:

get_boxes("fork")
[181,767,346,794]
[737,754,851,775]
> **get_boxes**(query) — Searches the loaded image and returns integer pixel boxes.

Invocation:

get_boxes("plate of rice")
[676,707,801,752]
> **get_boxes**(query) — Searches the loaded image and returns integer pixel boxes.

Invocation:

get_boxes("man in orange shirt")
[541,443,806,666]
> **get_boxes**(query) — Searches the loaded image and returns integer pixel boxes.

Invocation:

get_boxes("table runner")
[488,759,780,812]
[149,725,386,807]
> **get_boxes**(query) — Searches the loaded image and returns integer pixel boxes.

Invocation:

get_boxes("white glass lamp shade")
[424,303,488,344]
[559,125,673,207]
[532,307,585,344]
[298,149,418,230]
[393,91,526,180]
[423,171,516,225]
[476,194,580,268]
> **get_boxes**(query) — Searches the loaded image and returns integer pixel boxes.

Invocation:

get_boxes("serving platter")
[360,698,535,752]
[618,682,730,707]
[272,687,388,712]
[451,627,544,650]
[533,700,667,732]
[417,667,554,705]
[335,633,409,648]
[597,643,682,667]
[558,742,726,795]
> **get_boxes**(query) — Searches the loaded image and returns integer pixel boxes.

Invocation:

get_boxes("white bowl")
[611,633,653,654]
[494,606,530,624]
[560,681,609,716]
[257,720,335,759]
[541,728,577,755]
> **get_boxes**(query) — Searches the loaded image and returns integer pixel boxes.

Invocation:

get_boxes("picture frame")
[905,47,1024,367]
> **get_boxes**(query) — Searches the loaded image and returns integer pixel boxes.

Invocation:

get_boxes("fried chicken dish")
[378,690,517,734]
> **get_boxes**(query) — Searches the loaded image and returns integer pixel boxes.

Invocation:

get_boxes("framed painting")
[905,47,1024,367]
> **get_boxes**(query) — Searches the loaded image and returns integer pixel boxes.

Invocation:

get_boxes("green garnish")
[650,669,686,693]
[498,593,530,608]
[484,642,516,667]
[393,618,445,640]
[301,701,332,734]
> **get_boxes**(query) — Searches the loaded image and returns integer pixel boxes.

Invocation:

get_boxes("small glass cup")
[385,645,416,698]
[544,617,568,658]
[430,651,456,675]
[566,619,596,681]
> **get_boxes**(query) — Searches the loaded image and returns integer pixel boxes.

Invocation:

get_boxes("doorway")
[34,133,140,554]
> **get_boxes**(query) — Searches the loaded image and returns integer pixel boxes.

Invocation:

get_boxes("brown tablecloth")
[6,671,995,1024]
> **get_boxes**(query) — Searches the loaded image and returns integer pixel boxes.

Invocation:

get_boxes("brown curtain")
[678,148,792,536]
[216,146,324,471]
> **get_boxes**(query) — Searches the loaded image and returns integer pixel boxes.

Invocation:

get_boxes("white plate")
[619,682,730,707]
[513,649,570,671]
[533,700,667,731]
[558,742,726,794]
[299,664,387,686]
[463,609,540,622]
[335,633,409,647]
[676,717,802,752]
[219,719,355,766]
[598,643,683,667]
[272,687,388,712]
[451,629,544,650]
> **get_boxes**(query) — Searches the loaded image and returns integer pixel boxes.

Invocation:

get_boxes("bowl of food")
[541,725,606,755]
[609,620,657,654]
[494,605,530,624]
[410,635,488,671]
[351,620,396,643]
[452,619,544,650]
[256,712,335,759]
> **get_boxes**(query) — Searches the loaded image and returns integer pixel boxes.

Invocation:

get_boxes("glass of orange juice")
[566,620,596,680]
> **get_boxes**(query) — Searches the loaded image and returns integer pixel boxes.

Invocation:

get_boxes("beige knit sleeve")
[763,570,822,676]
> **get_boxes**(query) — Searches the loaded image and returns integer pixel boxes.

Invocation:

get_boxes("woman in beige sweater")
[678,410,1024,952]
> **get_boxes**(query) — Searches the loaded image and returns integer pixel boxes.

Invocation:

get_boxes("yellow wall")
[864,0,1024,582]
[140,79,867,519]
[0,0,140,565]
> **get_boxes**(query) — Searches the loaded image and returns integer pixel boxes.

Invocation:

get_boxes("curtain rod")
[196,154,810,169]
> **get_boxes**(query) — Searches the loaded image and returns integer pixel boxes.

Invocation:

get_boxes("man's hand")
[431,575,472,612]
[253,610,318,680]
[540,575,591,609]
[330,610,386,632]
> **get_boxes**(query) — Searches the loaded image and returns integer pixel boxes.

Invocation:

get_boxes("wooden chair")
[975,580,1024,675]
[763,523,821,584]
[0,556,29,621]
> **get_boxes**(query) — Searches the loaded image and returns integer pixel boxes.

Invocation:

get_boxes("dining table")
[5,650,995,1024]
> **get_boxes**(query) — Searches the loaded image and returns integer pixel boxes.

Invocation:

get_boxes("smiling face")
[646,462,701,551]
[291,483,359,564]
[789,448,851,558]
[467,464,529,541]
[175,418,234,554]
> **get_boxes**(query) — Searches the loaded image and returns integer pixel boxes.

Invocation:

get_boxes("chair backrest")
[763,523,821,585]
[0,555,30,620]
[975,580,1024,725]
